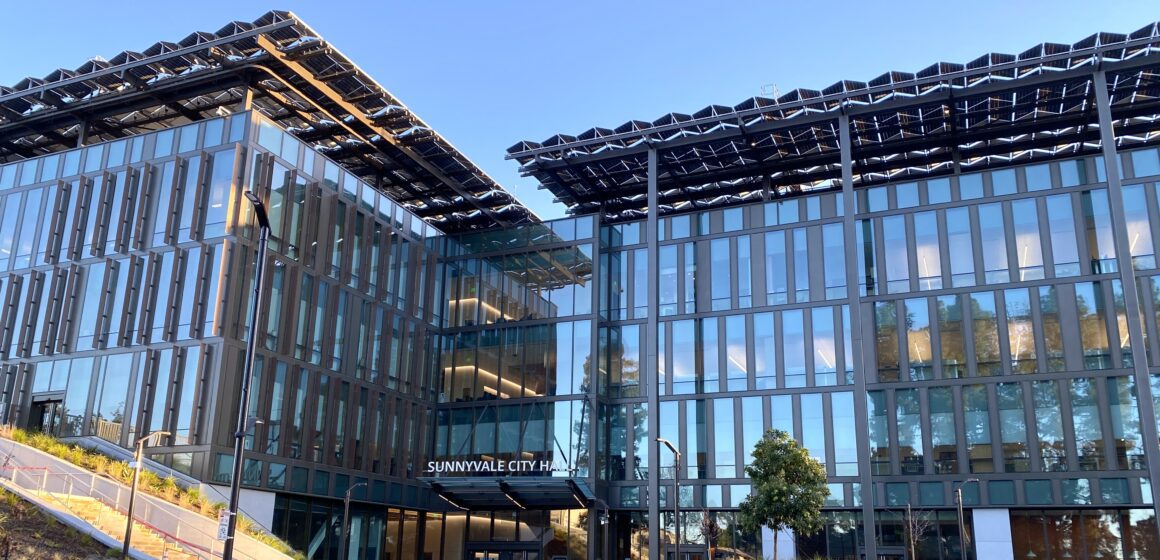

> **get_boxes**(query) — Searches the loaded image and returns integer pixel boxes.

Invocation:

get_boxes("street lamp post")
[122,430,170,559]
[954,478,980,560]
[338,482,369,560]
[223,191,271,560]
[657,438,681,560]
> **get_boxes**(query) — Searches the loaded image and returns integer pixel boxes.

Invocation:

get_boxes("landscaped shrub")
[0,426,302,559]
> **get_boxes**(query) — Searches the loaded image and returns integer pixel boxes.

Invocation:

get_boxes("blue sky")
[0,1,1155,219]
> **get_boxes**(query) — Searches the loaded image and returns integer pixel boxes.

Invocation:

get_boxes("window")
[902,298,932,381]
[868,391,889,475]
[725,315,748,391]
[1070,378,1104,470]
[1123,184,1155,269]
[945,207,975,287]
[963,385,993,473]
[1076,282,1111,370]
[714,399,735,478]
[1046,195,1080,277]
[1033,381,1066,471]
[930,387,957,474]
[821,223,846,299]
[1082,189,1118,274]
[897,389,924,475]
[754,313,776,390]
[710,238,731,311]
[1004,288,1037,373]
[971,292,1001,376]
[882,215,909,293]
[782,310,806,388]
[978,203,1010,283]
[856,219,878,296]
[914,212,942,290]
[764,231,787,304]
[875,302,900,382]
[1039,286,1066,371]
[1106,376,1145,470]
[997,383,1029,472]
[937,295,965,378]
[812,308,837,386]
[793,229,810,302]
[1011,199,1044,280]
[737,235,752,308]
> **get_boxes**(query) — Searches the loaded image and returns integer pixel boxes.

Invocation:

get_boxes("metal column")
[839,111,878,559]
[646,147,662,560]
[1092,68,1160,538]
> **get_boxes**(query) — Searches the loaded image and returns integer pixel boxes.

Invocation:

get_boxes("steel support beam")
[1092,68,1160,544]
[840,110,878,560]
[645,147,661,560]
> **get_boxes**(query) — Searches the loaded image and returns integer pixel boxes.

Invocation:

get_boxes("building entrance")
[27,399,63,436]
[465,543,540,560]
[664,547,708,560]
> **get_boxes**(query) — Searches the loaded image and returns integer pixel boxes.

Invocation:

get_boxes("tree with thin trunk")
[737,429,829,560]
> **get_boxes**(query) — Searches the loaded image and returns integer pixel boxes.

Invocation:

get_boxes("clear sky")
[0,1,1155,219]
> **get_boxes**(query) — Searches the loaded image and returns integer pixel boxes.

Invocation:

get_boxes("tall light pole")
[223,191,271,560]
[954,478,979,560]
[122,430,170,559]
[656,438,680,560]
[338,482,369,560]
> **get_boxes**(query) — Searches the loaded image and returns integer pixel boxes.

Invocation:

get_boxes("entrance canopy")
[420,477,594,511]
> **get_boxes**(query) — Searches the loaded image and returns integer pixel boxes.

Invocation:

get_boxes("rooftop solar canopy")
[0,10,538,233]
[508,23,1160,222]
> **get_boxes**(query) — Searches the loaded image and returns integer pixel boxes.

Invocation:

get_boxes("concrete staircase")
[62,495,198,560]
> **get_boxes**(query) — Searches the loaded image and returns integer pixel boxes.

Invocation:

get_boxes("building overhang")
[420,477,594,511]
[0,10,538,232]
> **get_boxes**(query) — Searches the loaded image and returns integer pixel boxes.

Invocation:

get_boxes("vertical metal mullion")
[1093,69,1160,528]
[840,111,877,559]
[645,147,660,560]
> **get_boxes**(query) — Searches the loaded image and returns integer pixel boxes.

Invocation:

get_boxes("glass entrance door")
[666,548,708,560]
[28,400,62,436]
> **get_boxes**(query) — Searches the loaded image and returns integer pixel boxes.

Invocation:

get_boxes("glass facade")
[5,26,1160,560]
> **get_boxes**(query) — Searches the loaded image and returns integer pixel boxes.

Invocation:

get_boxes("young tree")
[737,429,829,560]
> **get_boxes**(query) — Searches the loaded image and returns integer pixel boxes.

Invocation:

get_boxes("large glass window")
[793,229,810,302]
[1034,381,1066,471]
[782,309,806,388]
[754,313,776,390]
[1004,288,1037,373]
[897,389,924,475]
[710,238,731,311]
[1046,194,1081,277]
[930,387,957,474]
[1123,184,1155,269]
[737,235,752,308]
[801,393,825,467]
[1106,376,1145,471]
[1076,282,1112,370]
[659,245,678,315]
[821,223,846,299]
[812,308,837,386]
[963,385,993,473]
[937,295,965,378]
[1012,199,1044,280]
[971,292,1001,376]
[1070,377,1105,470]
[714,399,735,478]
[856,219,878,296]
[725,315,747,391]
[882,215,910,293]
[1082,189,1118,274]
[875,302,900,382]
[979,203,1010,284]
[868,391,889,475]
[903,298,931,381]
[914,211,942,290]
[1040,286,1066,371]
[945,207,975,287]
[997,383,1029,472]
[764,231,787,305]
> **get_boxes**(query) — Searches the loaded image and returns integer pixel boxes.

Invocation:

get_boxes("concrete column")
[972,509,1014,560]
[646,147,661,559]
[1093,69,1160,536]
[839,111,878,559]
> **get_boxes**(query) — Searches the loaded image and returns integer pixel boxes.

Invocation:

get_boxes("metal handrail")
[0,459,270,560]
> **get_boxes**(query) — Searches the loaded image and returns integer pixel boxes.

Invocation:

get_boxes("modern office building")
[2,9,1160,560]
